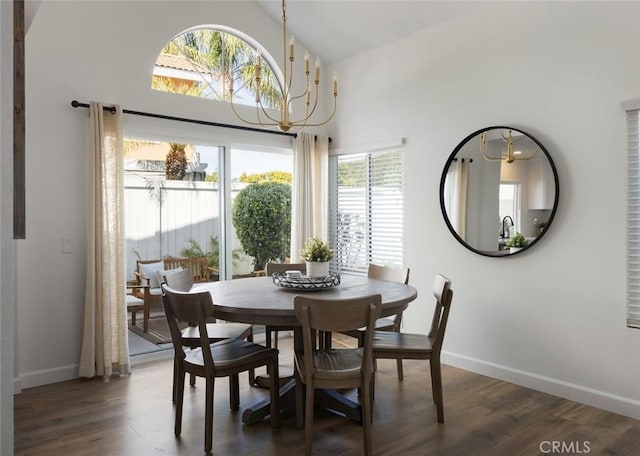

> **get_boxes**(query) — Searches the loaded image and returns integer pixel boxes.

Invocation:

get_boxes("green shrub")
[232,182,291,270]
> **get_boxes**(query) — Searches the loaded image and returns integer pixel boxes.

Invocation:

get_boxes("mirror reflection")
[440,126,559,257]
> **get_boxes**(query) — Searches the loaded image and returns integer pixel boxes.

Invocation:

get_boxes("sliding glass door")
[123,139,293,282]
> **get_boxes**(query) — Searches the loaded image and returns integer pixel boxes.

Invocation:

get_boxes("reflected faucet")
[501,216,514,239]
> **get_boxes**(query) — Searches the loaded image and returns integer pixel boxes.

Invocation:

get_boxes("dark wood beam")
[13,0,25,239]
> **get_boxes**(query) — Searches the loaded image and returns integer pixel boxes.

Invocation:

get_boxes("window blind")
[627,108,640,328]
[329,149,404,275]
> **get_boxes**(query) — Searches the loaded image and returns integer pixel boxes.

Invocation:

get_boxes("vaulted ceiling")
[24,1,486,65]
[254,1,487,64]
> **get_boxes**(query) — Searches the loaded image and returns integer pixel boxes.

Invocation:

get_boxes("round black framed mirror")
[439,126,559,257]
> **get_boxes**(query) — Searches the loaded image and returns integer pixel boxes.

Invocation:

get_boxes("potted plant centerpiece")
[301,237,333,277]
[506,231,528,253]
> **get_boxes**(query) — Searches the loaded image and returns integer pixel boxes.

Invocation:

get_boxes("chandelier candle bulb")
[289,35,295,60]
[315,58,320,83]
[333,74,338,95]
[304,51,309,74]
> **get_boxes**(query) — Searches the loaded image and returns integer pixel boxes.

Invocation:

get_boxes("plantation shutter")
[329,148,404,275]
[626,107,640,328]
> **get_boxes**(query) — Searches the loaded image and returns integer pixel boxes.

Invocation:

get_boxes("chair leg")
[396,359,404,382]
[143,302,150,333]
[268,358,280,428]
[294,367,304,429]
[361,379,373,456]
[172,358,178,404]
[131,311,136,326]
[229,374,240,410]
[430,359,444,423]
[304,382,315,456]
[205,376,215,454]
[371,367,376,401]
[175,367,186,436]
[190,373,196,387]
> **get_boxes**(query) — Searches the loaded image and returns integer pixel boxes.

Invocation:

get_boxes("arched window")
[152,26,283,111]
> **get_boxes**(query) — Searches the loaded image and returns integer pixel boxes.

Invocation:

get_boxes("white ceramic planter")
[306,261,329,278]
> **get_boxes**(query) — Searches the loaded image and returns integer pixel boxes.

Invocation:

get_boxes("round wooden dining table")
[192,274,418,425]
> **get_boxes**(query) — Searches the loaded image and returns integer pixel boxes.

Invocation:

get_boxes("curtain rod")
[70,100,298,139]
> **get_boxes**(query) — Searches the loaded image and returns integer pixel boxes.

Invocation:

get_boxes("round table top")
[192,275,418,326]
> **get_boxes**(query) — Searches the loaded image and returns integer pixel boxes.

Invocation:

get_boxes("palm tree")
[165,29,281,109]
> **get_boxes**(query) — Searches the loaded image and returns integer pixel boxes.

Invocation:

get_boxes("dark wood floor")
[14,335,640,455]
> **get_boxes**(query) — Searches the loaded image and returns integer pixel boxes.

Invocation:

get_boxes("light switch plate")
[62,238,72,254]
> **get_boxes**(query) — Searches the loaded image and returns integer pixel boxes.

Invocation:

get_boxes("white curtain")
[291,132,329,261]
[78,102,130,378]
[444,159,469,240]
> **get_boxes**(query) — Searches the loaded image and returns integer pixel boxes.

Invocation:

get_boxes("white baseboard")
[16,364,79,392]
[442,351,640,420]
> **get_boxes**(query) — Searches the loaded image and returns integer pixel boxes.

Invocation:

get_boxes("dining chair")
[162,268,255,399]
[341,263,410,380]
[264,262,306,350]
[294,294,381,456]
[372,273,453,423]
[161,284,280,454]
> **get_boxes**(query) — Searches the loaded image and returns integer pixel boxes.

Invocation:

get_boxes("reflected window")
[499,182,521,236]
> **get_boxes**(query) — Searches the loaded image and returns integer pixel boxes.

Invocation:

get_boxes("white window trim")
[625,105,640,328]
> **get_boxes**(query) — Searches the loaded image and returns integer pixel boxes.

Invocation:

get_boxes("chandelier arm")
[289,72,311,105]
[229,96,278,127]
[258,102,281,124]
[297,83,321,120]
[481,150,505,161]
[294,96,337,127]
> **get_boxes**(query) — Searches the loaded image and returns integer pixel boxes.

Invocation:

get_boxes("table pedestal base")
[242,380,363,426]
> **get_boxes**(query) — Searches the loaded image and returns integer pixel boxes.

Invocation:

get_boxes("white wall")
[0,1,15,452]
[330,2,640,418]
[16,1,306,390]
[17,0,640,423]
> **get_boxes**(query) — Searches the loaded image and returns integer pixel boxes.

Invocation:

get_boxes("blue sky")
[196,146,293,178]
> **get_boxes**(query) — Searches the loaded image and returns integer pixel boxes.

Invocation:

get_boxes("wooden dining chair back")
[372,273,453,423]
[162,268,193,292]
[266,262,306,275]
[263,262,307,351]
[162,284,278,454]
[294,294,382,456]
[342,263,410,380]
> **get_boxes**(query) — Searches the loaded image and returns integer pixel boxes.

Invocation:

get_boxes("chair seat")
[295,348,367,381]
[126,294,143,307]
[342,317,395,339]
[372,331,434,357]
[185,338,277,371]
[181,323,252,347]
